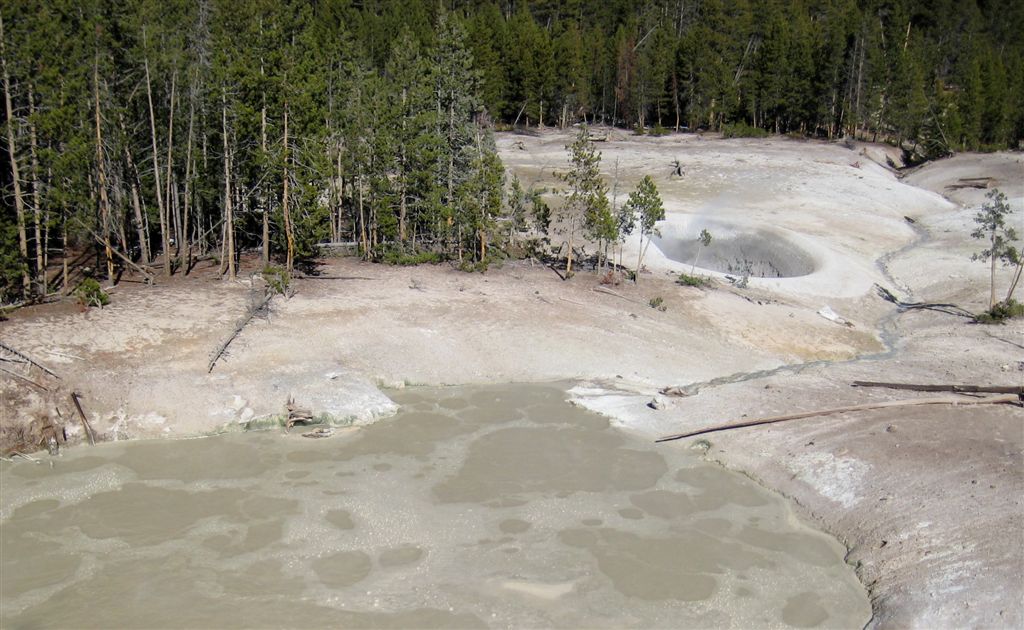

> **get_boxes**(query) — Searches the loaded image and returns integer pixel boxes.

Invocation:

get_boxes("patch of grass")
[975,299,1024,324]
[676,273,712,288]
[721,122,769,139]
[74,278,110,308]
[381,248,443,266]
[648,296,667,311]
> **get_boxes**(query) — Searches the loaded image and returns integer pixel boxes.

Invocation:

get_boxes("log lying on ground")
[207,291,273,373]
[592,286,642,304]
[93,234,155,284]
[0,342,60,379]
[874,284,975,318]
[655,394,1022,443]
[852,381,1024,395]
[946,177,993,189]
[660,386,693,397]
[0,366,49,391]
[285,396,314,429]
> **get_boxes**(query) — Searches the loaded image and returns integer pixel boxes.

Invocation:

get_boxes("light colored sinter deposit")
[1,129,1021,628]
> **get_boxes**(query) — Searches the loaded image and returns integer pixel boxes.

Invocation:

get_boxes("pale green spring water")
[0,384,870,628]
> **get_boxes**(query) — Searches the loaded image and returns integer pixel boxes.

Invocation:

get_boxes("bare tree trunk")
[989,231,998,309]
[118,112,150,263]
[221,90,235,279]
[28,82,44,294]
[566,215,575,275]
[42,166,51,280]
[334,149,343,243]
[447,100,455,207]
[282,101,294,270]
[165,71,177,258]
[1004,259,1023,304]
[260,88,269,264]
[182,92,194,272]
[1,12,30,292]
[636,230,644,283]
[358,176,368,257]
[399,88,408,244]
[61,208,68,294]
[171,176,180,259]
[198,131,207,255]
[144,45,169,275]
[94,52,114,281]
[855,33,865,137]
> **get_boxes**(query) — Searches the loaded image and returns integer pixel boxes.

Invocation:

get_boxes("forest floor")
[2,129,1022,628]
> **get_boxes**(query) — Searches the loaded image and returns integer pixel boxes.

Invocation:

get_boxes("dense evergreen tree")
[559,125,611,275]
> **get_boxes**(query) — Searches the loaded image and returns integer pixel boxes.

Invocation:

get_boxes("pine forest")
[1,0,1021,302]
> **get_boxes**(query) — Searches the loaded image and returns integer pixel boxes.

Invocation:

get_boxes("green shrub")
[650,123,670,137]
[75,279,110,308]
[381,248,443,266]
[676,273,712,288]
[975,299,1024,324]
[721,122,769,139]
[262,265,291,296]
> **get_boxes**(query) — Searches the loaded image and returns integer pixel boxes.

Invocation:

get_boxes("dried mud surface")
[2,130,1022,628]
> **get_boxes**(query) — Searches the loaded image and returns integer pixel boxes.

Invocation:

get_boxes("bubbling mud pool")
[0,384,869,628]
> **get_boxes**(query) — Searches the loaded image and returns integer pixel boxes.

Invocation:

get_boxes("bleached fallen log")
[592,286,642,304]
[852,381,1024,395]
[655,394,1021,443]
[207,291,272,373]
[0,342,60,379]
[0,366,49,391]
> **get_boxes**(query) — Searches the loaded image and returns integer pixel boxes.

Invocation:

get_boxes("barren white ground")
[2,129,1022,628]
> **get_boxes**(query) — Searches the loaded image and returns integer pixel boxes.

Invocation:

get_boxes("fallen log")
[93,235,155,284]
[659,386,693,398]
[69,217,156,284]
[0,366,49,391]
[655,394,1021,443]
[874,284,975,318]
[592,286,642,304]
[285,396,315,429]
[548,264,567,281]
[207,291,273,373]
[0,342,60,379]
[70,392,96,446]
[945,177,993,190]
[852,381,1024,395]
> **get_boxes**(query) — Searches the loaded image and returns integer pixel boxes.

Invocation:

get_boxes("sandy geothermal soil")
[2,129,1022,628]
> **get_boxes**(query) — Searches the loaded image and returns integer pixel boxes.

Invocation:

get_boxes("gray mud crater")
[0,384,868,628]
[655,223,816,278]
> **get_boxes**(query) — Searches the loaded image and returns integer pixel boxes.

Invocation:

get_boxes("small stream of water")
[1,384,869,628]
[677,219,931,396]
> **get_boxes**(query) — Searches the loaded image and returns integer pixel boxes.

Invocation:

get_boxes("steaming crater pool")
[0,384,869,628]
[654,219,817,278]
